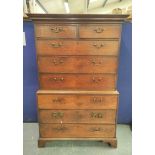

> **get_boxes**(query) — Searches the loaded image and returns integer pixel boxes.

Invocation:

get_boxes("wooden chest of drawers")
[28,14,128,148]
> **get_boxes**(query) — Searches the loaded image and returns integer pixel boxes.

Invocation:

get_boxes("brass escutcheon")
[51,26,64,33]
[91,97,103,103]
[51,112,64,118]
[51,42,63,48]
[94,27,104,33]
[52,98,64,103]
[90,112,103,118]
[93,42,105,48]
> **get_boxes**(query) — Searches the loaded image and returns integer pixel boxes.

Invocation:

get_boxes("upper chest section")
[28,14,128,39]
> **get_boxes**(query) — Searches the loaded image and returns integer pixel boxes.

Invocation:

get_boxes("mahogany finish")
[39,109,116,124]
[37,93,118,109]
[38,56,118,73]
[79,24,121,38]
[28,13,128,148]
[39,73,116,90]
[35,24,77,38]
[39,124,115,138]
[36,40,120,56]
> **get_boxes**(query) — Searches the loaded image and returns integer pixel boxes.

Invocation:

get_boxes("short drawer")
[39,109,116,124]
[38,56,118,73]
[36,40,119,56]
[37,92,118,110]
[79,24,121,38]
[39,124,115,138]
[35,24,77,38]
[39,73,116,90]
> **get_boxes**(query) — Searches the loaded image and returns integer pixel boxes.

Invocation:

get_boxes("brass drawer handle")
[91,97,103,103]
[92,77,102,83]
[53,98,64,103]
[50,26,64,33]
[50,42,63,48]
[94,27,104,33]
[49,77,64,82]
[51,58,64,65]
[51,112,64,118]
[90,59,103,65]
[89,127,103,132]
[93,43,105,49]
[90,112,103,118]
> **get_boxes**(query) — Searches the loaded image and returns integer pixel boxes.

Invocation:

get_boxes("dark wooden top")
[27,13,129,22]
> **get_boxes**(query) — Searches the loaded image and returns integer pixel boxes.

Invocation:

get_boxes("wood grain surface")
[39,124,115,138]
[38,56,118,73]
[36,40,119,56]
[37,93,118,109]
[39,73,116,90]
[39,109,116,124]
[79,24,121,38]
[35,24,77,38]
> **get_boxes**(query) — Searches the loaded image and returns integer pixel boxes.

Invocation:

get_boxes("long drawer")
[38,56,118,73]
[79,24,121,38]
[39,109,116,124]
[37,92,118,110]
[39,124,115,138]
[35,24,77,38]
[36,40,119,56]
[39,73,116,90]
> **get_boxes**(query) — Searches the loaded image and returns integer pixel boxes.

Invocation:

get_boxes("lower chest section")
[37,90,118,138]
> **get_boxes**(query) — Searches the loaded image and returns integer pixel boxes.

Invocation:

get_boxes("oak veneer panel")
[38,56,118,73]
[39,73,116,90]
[39,109,116,124]
[39,124,115,138]
[79,24,121,38]
[35,24,77,38]
[37,94,118,109]
[36,40,119,56]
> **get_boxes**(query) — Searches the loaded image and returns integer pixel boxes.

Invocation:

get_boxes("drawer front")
[36,40,119,56]
[39,110,116,124]
[38,94,118,109]
[40,124,115,138]
[35,24,77,38]
[79,24,121,38]
[39,74,116,90]
[38,56,118,73]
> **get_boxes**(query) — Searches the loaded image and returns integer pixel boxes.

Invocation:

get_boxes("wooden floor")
[23,123,131,155]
